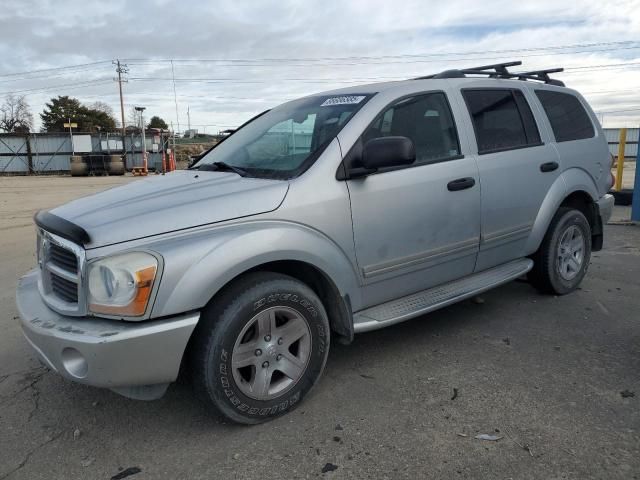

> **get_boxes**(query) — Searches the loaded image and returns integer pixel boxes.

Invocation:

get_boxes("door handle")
[540,161,559,172]
[447,177,476,191]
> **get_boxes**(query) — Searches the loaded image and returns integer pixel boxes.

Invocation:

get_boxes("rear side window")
[462,89,541,154]
[535,90,595,142]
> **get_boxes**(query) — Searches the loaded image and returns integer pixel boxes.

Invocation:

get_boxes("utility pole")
[187,105,191,134]
[113,60,129,168]
[171,60,181,136]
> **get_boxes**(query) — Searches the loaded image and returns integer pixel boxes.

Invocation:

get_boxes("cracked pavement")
[0,176,639,479]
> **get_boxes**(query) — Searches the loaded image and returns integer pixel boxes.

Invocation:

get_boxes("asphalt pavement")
[0,176,638,479]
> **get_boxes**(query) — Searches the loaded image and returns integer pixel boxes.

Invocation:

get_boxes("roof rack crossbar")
[458,61,522,75]
[413,61,565,86]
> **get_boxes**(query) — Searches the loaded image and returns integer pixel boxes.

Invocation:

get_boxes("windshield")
[195,94,373,179]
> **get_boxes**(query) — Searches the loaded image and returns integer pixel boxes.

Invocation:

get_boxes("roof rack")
[414,61,565,86]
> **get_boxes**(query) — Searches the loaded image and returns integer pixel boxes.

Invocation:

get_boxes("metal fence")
[604,128,639,159]
[3,129,635,174]
[0,132,172,174]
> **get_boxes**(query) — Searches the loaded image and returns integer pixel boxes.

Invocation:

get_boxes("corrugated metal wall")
[604,128,639,159]
[0,132,171,174]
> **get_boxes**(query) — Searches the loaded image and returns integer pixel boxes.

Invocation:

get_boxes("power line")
[0,79,113,96]
[0,64,113,84]
[123,40,640,64]
[124,47,640,68]
[124,62,640,85]
[0,60,111,78]
[4,60,636,98]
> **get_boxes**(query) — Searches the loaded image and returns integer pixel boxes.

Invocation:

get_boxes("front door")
[345,91,481,308]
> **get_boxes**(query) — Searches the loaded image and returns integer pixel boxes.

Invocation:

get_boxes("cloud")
[0,0,639,130]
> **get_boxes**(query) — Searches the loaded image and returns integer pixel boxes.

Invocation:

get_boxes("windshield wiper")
[199,161,248,177]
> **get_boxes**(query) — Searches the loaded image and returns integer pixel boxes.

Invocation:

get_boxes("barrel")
[108,160,125,176]
[70,161,88,176]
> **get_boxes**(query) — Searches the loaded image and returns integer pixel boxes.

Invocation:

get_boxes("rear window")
[535,90,595,142]
[462,89,541,154]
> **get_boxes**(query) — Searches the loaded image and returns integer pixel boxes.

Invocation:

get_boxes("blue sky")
[0,0,638,131]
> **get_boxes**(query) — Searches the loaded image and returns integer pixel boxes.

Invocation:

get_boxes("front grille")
[49,243,78,272]
[38,230,85,314]
[50,273,79,303]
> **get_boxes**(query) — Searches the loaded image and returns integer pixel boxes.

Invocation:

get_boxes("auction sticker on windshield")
[321,95,366,107]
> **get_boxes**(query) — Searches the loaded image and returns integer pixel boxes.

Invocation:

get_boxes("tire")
[189,272,330,424]
[528,207,592,295]
[70,162,88,176]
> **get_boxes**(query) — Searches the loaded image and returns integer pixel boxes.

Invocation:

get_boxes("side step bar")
[353,258,533,333]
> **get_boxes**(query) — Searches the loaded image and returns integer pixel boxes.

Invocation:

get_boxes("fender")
[150,220,361,318]
[525,167,599,254]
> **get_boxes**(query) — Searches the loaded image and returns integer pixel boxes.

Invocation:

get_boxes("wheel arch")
[526,168,600,254]
[243,260,354,343]
[151,222,359,342]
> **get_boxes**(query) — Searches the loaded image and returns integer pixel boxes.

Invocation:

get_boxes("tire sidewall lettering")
[253,292,317,317]
[217,289,321,418]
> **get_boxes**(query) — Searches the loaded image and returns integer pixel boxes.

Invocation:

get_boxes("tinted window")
[535,90,595,142]
[362,92,460,164]
[463,89,541,154]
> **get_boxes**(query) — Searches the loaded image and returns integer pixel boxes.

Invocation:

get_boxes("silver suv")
[17,62,614,424]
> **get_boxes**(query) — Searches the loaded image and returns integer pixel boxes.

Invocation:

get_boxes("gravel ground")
[0,175,638,480]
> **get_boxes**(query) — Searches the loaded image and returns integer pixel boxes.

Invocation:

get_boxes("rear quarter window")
[535,90,595,142]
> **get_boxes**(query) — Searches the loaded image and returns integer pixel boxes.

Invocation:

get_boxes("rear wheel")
[528,207,591,295]
[189,272,330,424]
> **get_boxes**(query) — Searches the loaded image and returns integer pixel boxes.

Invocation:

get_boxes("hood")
[50,170,289,248]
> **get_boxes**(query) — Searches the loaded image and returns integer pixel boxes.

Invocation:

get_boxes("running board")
[353,258,533,333]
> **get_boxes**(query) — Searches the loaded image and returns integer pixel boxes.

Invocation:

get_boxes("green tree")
[147,115,168,129]
[40,96,84,132]
[83,107,116,132]
[40,96,117,132]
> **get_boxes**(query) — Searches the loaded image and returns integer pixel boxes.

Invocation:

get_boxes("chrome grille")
[48,243,78,273]
[38,230,86,316]
[50,273,79,303]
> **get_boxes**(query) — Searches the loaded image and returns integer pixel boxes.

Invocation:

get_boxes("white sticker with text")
[320,95,366,107]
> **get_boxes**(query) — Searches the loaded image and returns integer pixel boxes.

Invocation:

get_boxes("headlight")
[87,252,159,317]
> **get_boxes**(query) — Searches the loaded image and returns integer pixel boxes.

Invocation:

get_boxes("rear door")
[344,91,481,307]
[459,87,561,271]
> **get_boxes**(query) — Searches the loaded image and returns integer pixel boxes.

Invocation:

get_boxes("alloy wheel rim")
[231,306,311,401]
[557,225,585,281]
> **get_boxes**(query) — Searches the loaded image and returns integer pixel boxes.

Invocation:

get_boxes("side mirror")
[361,136,415,171]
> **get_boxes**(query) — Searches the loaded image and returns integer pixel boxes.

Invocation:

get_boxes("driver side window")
[362,92,461,166]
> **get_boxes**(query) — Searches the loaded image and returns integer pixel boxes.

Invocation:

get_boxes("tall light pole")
[135,106,147,172]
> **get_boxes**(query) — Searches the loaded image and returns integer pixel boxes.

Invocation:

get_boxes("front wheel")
[189,272,330,424]
[528,207,592,295]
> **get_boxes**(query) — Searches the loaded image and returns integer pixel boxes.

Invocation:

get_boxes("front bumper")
[598,194,614,224]
[17,269,199,399]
